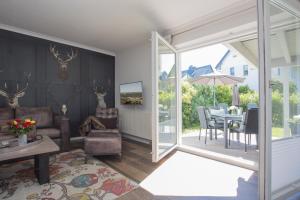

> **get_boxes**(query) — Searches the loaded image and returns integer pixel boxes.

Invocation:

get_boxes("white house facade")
[215,50,259,91]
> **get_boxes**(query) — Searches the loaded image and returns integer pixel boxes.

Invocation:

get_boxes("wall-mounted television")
[120,81,143,105]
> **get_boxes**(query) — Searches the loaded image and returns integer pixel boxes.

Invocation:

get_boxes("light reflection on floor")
[140,151,258,199]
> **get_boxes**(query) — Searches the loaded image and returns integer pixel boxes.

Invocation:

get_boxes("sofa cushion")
[16,107,53,128]
[0,132,15,141]
[89,129,120,137]
[84,136,121,155]
[0,107,13,126]
[37,128,60,138]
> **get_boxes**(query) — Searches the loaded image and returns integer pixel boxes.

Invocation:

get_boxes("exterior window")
[230,67,235,76]
[243,65,249,76]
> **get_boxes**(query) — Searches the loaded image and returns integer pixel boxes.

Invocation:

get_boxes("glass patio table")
[210,113,243,149]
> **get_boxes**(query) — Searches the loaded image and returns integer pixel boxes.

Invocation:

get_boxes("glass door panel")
[270,2,300,198]
[261,0,300,198]
[152,32,178,162]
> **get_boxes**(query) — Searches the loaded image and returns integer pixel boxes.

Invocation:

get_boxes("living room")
[1,1,300,200]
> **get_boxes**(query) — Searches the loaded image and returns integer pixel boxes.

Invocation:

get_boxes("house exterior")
[215,50,259,91]
[181,65,214,79]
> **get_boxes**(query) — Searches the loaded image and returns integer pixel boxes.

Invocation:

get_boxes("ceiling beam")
[271,55,300,68]
[226,41,258,67]
[276,30,291,64]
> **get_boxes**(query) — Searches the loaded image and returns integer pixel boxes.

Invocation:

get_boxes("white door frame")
[151,32,180,162]
[257,0,272,199]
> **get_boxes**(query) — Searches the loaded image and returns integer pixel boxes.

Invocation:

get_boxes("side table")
[60,117,70,151]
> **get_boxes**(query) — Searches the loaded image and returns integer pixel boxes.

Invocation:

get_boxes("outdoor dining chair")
[218,103,229,114]
[247,103,258,109]
[197,106,224,144]
[229,108,259,152]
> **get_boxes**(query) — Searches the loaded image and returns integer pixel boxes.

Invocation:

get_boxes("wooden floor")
[99,139,174,183]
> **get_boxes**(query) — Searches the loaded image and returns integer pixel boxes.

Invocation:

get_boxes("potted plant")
[289,115,300,136]
[8,119,36,145]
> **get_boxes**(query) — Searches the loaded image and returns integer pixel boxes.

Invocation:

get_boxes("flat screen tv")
[120,81,143,105]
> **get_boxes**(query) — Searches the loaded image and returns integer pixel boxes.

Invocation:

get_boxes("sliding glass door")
[258,0,300,199]
[152,32,179,162]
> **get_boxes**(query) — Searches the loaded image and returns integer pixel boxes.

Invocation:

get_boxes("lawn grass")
[272,127,289,138]
[182,125,199,134]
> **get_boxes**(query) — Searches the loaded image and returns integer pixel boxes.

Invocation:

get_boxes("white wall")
[115,40,152,140]
[272,137,300,192]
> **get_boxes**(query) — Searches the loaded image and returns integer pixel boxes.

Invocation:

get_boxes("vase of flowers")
[228,106,238,115]
[8,119,36,146]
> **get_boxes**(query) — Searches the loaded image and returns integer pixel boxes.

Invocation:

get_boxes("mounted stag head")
[0,73,31,108]
[49,44,78,80]
[93,80,107,108]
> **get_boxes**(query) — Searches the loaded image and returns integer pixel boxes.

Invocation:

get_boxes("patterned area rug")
[0,149,137,200]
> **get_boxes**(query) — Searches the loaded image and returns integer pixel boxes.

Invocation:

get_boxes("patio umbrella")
[190,72,245,106]
[232,84,240,106]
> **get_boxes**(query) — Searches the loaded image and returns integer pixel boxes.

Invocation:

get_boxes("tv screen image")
[120,81,143,105]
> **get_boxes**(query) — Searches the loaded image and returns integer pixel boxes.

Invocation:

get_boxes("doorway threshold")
[177,145,258,171]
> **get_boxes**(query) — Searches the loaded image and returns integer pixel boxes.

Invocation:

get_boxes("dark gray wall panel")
[0,29,115,136]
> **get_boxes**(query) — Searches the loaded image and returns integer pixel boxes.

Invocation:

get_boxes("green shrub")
[271,80,297,94]
[181,80,299,130]
[272,90,283,127]
[239,85,252,94]
[189,84,214,128]
[215,85,232,106]
[240,92,259,111]
[182,82,196,128]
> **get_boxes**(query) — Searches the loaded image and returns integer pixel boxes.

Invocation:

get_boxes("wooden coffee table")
[0,136,59,184]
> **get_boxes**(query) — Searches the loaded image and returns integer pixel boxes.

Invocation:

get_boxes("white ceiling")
[0,0,246,54]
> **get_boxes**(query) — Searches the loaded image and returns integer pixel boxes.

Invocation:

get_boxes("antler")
[49,45,64,64]
[50,45,77,64]
[65,48,78,63]
[0,70,8,98]
[15,72,31,97]
[0,89,9,98]
[93,80,98,92]
[93,80,107,94]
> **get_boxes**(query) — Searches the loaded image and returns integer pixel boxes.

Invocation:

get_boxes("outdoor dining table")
[211,113,243,149]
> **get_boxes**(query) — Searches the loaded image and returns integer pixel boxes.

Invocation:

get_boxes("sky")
[160,44,228,73]
[180,44,228,71]
[120,82,142,93]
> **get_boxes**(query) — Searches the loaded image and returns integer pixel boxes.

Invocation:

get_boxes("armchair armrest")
[54,115,70,151]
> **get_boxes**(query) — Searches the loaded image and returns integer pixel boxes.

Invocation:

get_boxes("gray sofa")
[0,107,15,141]
[0,106,70,151]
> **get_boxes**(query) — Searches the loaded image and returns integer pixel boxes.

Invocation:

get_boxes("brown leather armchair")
[83,108,122,157]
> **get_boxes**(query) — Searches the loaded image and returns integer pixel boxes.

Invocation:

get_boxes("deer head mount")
[0,73,31,108]
[49,44,78,80]
[93,80,107,108]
